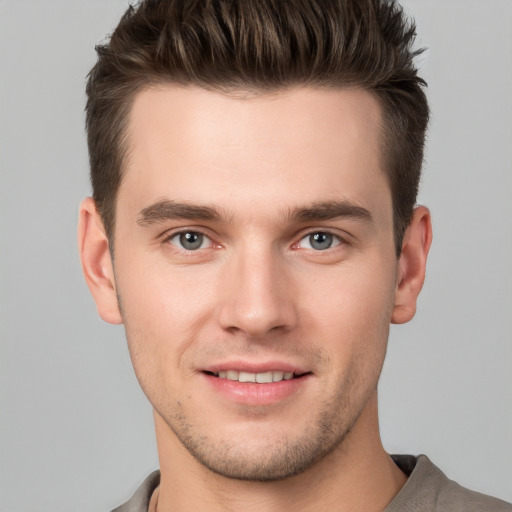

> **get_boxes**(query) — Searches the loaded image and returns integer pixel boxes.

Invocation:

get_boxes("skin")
[79,85,432,511]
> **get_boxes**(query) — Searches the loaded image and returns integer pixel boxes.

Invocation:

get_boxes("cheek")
[305,258,396,330]
[303,259,396,374]
[116,252,213,331]
[114,258,216,391]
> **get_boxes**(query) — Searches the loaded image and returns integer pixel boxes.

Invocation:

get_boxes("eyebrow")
[136,199,372,227]
[290,200,372,223]
[137,200,223,226]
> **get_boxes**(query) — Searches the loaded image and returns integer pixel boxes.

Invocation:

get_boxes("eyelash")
[164,230,217,254]
[294,230,345,251]
[163,228,347,254]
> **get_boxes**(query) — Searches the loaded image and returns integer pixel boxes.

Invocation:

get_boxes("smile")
[203,368,311,404]
[210,370,296,383]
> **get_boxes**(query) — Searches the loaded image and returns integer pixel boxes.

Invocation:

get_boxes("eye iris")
[310,232,333,250]
[179,232,203,250]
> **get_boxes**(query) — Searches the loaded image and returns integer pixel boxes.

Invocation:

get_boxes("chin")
[164,401,359,482]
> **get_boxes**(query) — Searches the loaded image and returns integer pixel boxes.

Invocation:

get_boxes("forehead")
[120,85,389,223]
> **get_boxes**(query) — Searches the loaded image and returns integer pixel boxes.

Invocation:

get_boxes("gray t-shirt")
[112,455,511,511]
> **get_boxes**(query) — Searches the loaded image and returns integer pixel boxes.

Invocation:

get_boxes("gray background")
[0,1,511,510]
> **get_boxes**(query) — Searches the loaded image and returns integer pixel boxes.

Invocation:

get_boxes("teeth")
[239,371,256,383]
[256,371,273,383]
[272,371,284,382]
[214,370,296,383]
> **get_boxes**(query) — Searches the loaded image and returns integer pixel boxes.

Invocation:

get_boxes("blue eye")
[298,232,341,251]
[168,231,211,251]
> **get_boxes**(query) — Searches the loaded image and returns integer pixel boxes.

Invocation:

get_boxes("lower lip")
[202,373,311,405]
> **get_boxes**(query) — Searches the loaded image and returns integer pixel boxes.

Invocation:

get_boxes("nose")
[216,247,298,337]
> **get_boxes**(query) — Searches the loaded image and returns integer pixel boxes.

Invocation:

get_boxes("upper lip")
[202,361,310,375]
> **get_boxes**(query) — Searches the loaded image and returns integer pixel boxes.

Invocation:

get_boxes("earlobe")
[77,197,123,325]
[391,206,432,324]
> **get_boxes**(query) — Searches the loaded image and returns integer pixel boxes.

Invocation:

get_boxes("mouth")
[201,366,312,404]
[204,370,309,383]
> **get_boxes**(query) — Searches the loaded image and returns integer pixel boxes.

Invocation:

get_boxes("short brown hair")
[86,0,429,254]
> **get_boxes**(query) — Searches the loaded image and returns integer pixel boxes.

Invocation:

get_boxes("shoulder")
[387,455,511,512]
[111,470,160,512]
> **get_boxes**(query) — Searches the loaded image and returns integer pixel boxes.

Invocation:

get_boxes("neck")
[153,393,407,512]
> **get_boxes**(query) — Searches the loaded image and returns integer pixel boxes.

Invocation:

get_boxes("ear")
[391,206,432,324]
[77,197,123,324]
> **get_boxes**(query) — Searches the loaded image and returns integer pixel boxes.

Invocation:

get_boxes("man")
[78,0,511,510]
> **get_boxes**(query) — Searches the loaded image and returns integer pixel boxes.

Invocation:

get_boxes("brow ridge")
[137,200,222,226]
[136,199,372,227]
[290,200,372,222]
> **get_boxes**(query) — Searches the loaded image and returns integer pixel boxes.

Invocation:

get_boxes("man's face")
[112,85,399,480]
